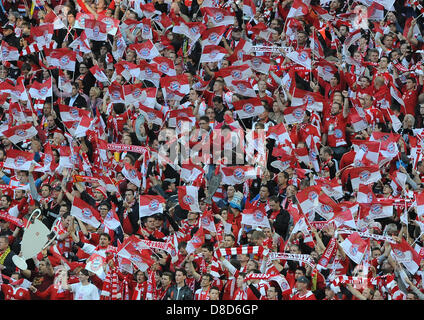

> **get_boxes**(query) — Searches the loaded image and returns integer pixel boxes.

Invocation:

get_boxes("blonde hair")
[90,86,101,98]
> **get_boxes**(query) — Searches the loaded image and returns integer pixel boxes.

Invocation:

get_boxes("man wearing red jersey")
[290,276,316,300]
[322,90,350,161]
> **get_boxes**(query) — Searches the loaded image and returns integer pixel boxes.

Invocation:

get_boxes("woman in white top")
[61,269,100,300]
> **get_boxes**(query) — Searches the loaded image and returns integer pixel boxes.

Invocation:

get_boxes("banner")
[250,46,293,54]
[107,143,150,154]
[138,239,175,256]
[0,212,25,228]
[317,237,338,269]
[337,229,397,244]
[268,252,315,267]
[309,221,328,230]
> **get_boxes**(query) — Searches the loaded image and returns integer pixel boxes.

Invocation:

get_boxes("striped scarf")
[100,269,121,300]
[121,277,130,300]
[215,246,266,258]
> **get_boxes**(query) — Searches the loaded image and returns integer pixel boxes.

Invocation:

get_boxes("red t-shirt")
[323,113,348,147]
[291,290,316,300]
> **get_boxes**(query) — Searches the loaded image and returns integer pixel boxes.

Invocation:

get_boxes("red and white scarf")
[100,268,121,300]
[215,246,266,258]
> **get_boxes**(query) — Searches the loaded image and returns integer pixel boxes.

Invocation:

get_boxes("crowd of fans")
[0,0,423,301]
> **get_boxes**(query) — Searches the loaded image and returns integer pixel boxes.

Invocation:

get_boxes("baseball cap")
[296,276,309,284]
[3,25,13,31]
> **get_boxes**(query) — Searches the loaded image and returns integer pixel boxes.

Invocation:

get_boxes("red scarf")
[100,268,121,300]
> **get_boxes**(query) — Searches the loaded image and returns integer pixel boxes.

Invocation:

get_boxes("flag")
[2,123,38,144]
[186,227,205,254]
[117,235,154,271]
[44,10,67,29]
[167,108,196,127]
[97,14,119,35]
[349,107,368,132]
[360,199,394,220]
[233,98,264,119]
[178,186,201,212]
[28,79,52,99]
[152,56,176,76]
[242,207,270,229]
[291,88,324,112]
[390,238,422,274]
[243,55,271,75]
[59,104,90,122]
[215,64,252,86]
[200,209,217,234]
[286,49,312,69]
[139,195,165,217]
[70,197,101,228]
[201,26,226,47]
[283,104,306,125]
[230,80,257,98]
[85,253,107,277]
[266,123,292,146]
[180,163,205,183]
[227,38,253,63]
[90,65,109,83]
[329,209,357,229]
[242,0,256,17]
[0,41,19,61]
[84,19,108,41]
[348,166,382,190]
[357,184,376,203]
[416,191,424,218]
[30,23,54,46]
[137,17,152,40]
[200,45,228,63]
[74,115,95,138]
[139,105,163,126]
[123,83,148,105]
[69,31,92,54]
[108,81,125,103]
[316,59,338,81]
[121,162,142,187]
[172,21,207,43]
[351,139,381,164]
[201,7,235,26]
[339,232,369,264]
[4,149,35,171]
[102,205,121,230]
[129,40,160,60]
[139,61,161,87]
[315,177,344,200]
[160,74,190,101]
[152,12,173,30]
[287,0,310,18]
[367,2,384,21]
[295,185,321,213]
[45,48,76,71]
[220,166,259,185]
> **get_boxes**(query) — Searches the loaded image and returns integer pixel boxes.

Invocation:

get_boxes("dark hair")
[175,268,187,277]
[1,195,11,203]
[201,243,214,252]
[224,234,235,242]
[80,269,90,276]
[202,273,213,282]
[99,233,111,241]
[199,115,209,123]
[99,201,111,210]
[295,266,307,275]
[212,96,223,104]
[269,195,280,203]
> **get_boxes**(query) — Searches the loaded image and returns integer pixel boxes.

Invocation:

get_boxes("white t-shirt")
[70,282,100,300]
